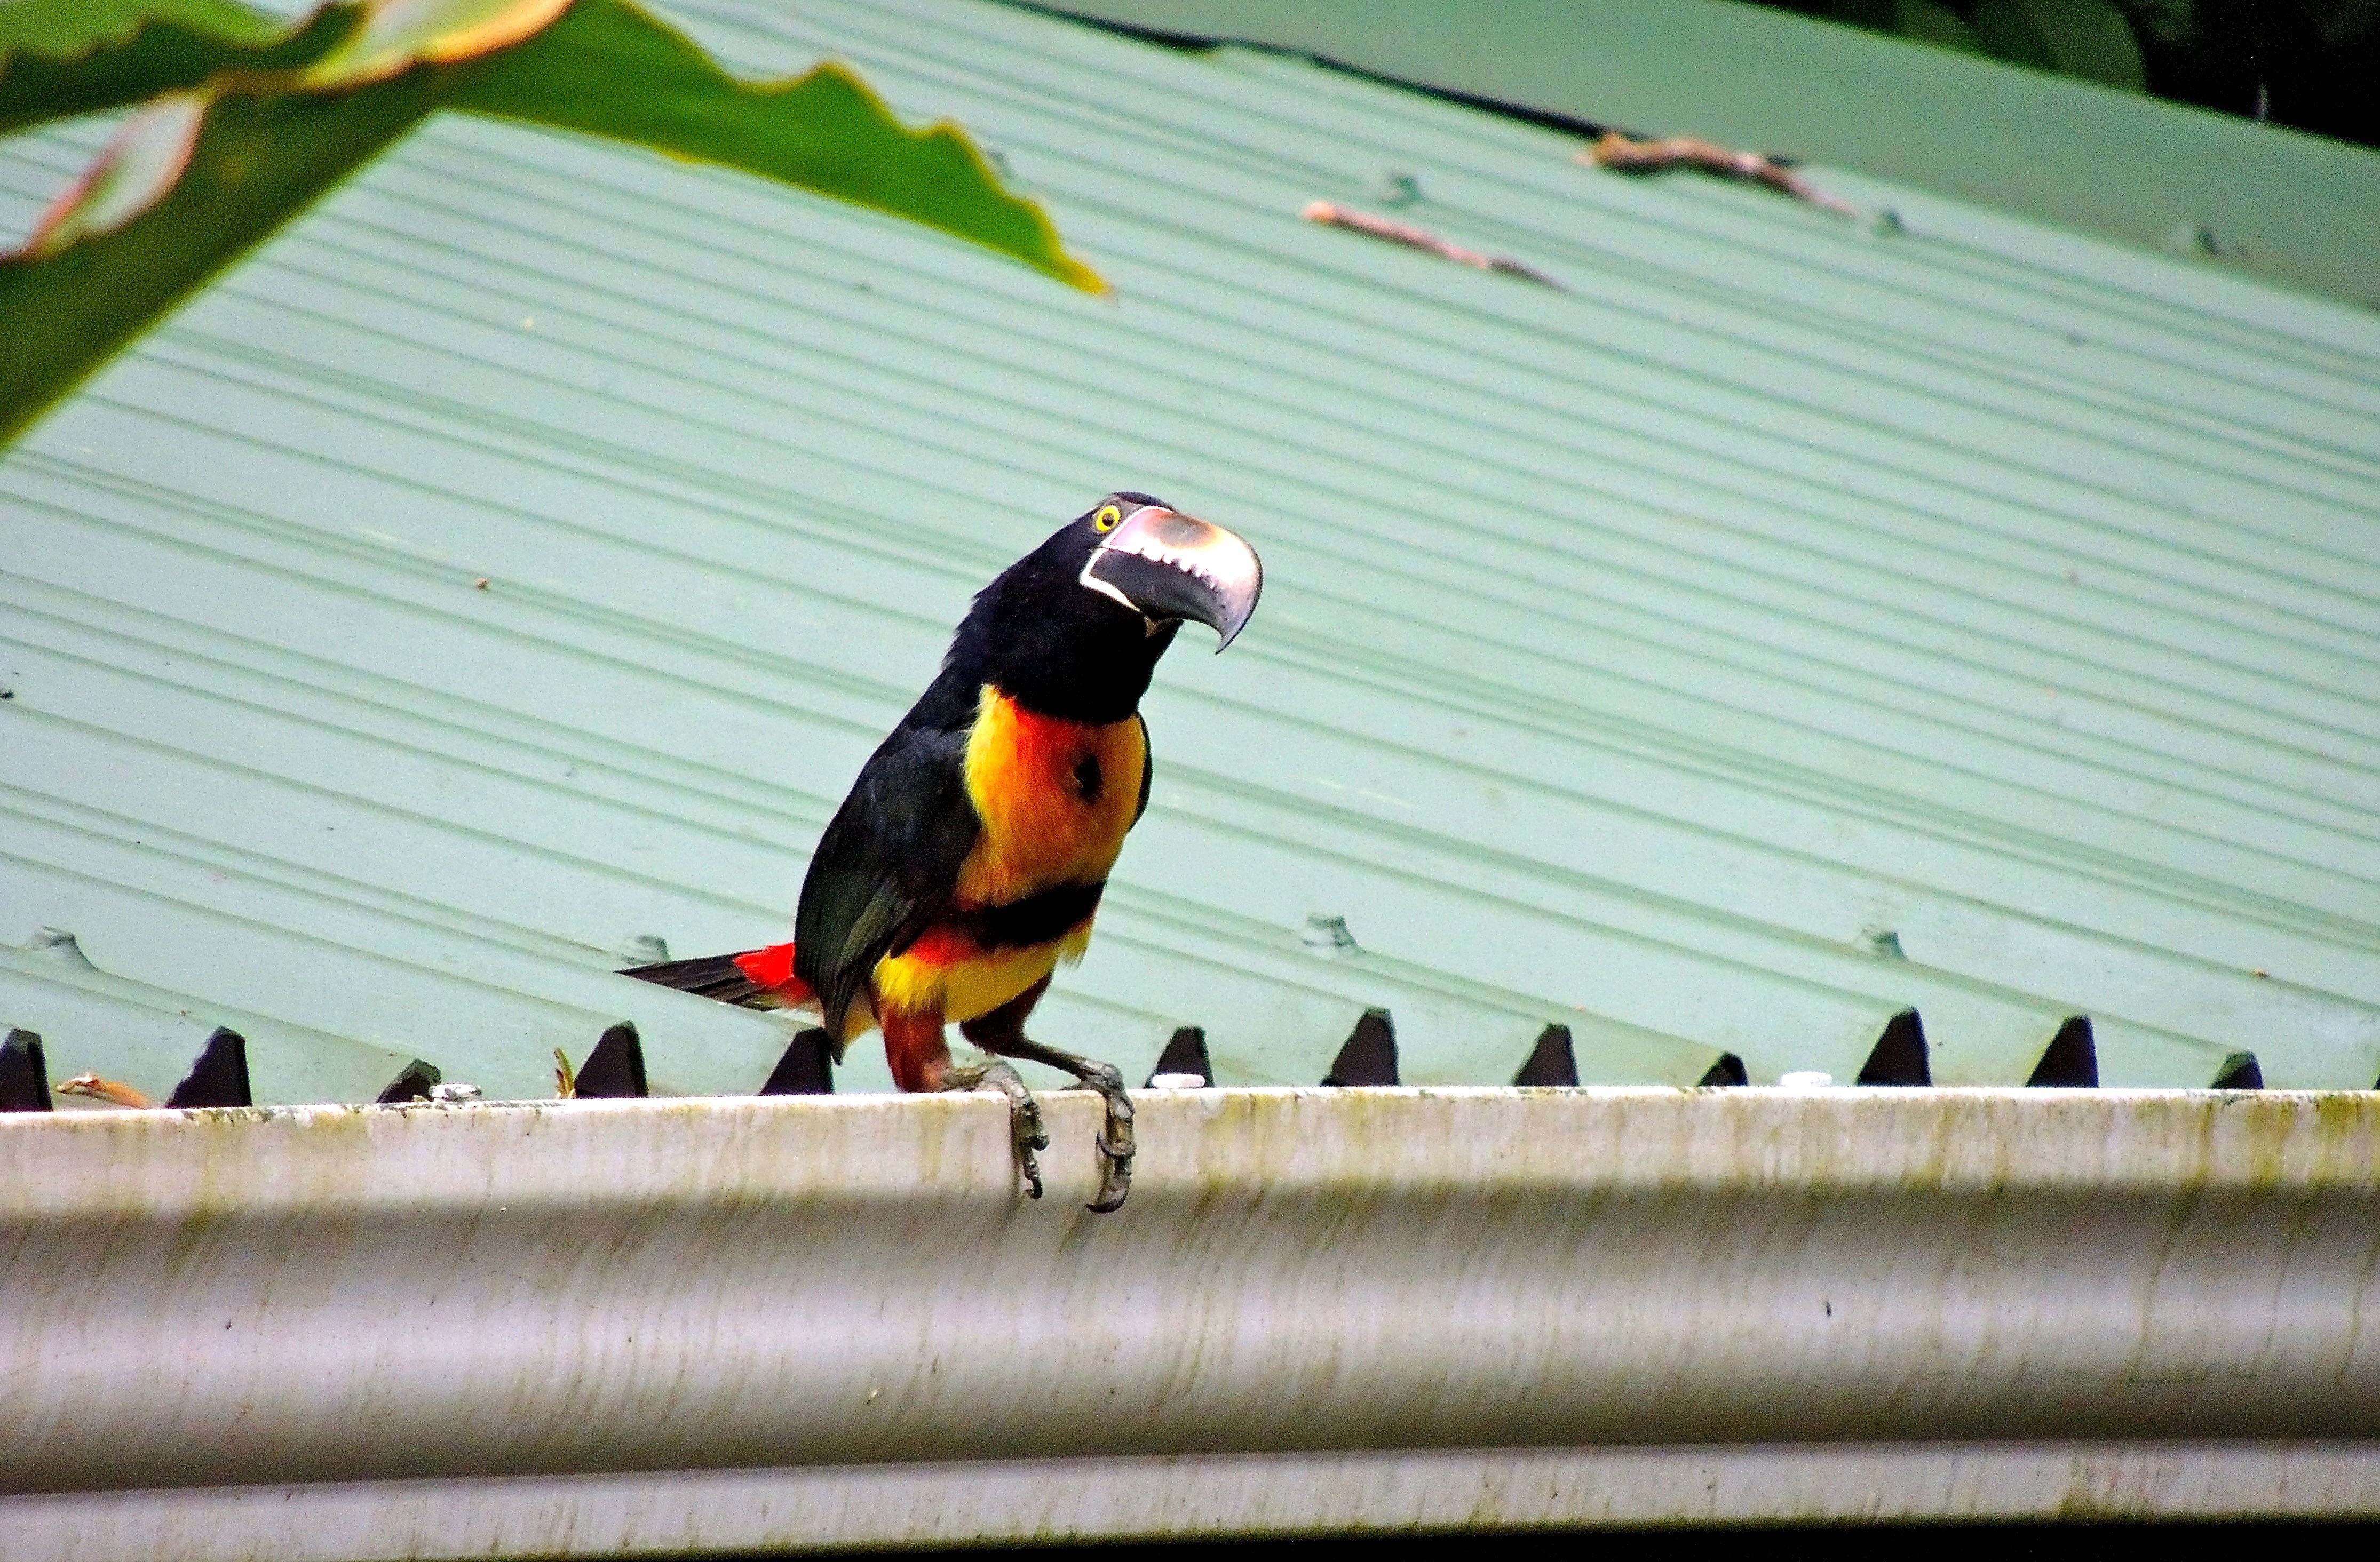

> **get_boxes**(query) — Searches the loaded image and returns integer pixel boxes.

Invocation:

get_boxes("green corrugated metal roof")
[3,0,2377,1101]
[1028,0,2380,310]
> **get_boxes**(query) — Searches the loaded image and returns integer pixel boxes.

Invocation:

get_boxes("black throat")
[929,552,1181,727]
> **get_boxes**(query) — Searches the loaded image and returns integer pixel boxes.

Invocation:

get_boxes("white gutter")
[4,1088,2378,1555]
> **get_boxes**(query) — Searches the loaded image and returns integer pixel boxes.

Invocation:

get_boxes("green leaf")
[1,0,1101,446]
[1886,0,1985,55]
[442,0,1105,294]
[1969,0,2145,89]
[299,0,568,87]
[0,0,354,134]
[2013,0,2145,90]
[0,76,437,443]
[13,89,207,257]
[1966,0,2060,70]
[0,0,281,54]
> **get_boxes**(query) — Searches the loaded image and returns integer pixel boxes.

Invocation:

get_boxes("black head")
[943,493,1263,724]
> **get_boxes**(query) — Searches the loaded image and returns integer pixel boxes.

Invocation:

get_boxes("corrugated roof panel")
[2,0,2376,1097]
[1021,0,2380,312]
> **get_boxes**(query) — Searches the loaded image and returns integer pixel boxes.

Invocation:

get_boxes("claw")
[1083,1075,1135,1215]
[1012,1090,1048,1200]
[965,1041,1139,1212]
[952,1058,1046,1200]
[1086,1134,1131,1212]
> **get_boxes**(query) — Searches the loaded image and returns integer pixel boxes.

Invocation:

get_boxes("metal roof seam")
[155,228,2380,723]
[236,126,2380,608]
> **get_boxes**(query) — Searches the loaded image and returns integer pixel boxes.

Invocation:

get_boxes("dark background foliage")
[1742,0,2379,149]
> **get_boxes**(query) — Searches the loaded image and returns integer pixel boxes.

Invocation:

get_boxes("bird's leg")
[883,999,1045,1199]
[1002,1036,1134,1214]
[963,978,1135,1214]
[941,1057,1048,1201]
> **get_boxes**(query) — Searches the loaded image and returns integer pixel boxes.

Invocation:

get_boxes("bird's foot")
[964,1038,1136,1212]
[1074,1060,1135,1214]
[949,1058,1048,1199]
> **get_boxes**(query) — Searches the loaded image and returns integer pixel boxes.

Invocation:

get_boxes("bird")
[622,493,1262,1212]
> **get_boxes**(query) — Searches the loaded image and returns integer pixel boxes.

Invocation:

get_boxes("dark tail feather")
[620,943,812,1010]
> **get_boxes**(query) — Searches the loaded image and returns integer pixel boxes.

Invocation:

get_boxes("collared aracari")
[623,495,1262,1212]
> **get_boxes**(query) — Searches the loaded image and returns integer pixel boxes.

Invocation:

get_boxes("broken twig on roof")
[1302,202,1566,291]
[54,1072,152,1108]
[1582,132,1858,217]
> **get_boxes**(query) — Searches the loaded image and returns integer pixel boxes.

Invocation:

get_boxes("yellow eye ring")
[1092,504,1123,533]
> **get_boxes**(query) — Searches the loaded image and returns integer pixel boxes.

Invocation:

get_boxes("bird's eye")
[1092,504,1123,533]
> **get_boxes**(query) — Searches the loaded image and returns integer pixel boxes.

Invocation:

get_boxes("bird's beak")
[1078,504,1263,650]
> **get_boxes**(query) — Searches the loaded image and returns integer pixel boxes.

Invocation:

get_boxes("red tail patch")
[733,943,813,1002]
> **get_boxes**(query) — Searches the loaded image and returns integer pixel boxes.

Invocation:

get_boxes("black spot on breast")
[1074,751,1102,804]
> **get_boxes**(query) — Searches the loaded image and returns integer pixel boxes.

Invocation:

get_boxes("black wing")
[795,720,981,1042]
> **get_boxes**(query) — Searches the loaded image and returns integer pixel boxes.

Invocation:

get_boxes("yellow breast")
[955,684,1146,906]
